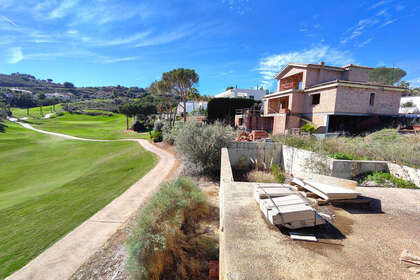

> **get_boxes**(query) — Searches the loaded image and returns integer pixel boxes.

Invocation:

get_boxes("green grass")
[11,104,63,119]
[358,171,419,189]
[11,107,148,140]
[0,122,157,278]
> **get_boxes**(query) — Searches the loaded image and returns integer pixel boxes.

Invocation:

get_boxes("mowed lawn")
[11,104,63,119]
[11,107,147,140]
[0,122,157,278]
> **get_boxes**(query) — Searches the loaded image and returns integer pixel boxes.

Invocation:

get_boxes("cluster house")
[235,62,406,134]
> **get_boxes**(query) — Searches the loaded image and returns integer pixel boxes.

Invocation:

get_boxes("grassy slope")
[11,104,63,119]
[11,107,146,140]
[0,122,157,278]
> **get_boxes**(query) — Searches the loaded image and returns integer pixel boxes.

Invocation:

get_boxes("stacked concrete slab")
[254,184,325,229]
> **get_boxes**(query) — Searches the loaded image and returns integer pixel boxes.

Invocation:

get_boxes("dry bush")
[126,177,218,280]
[247,170,278,183]
[175,121,235,176]
[274,129,420,168]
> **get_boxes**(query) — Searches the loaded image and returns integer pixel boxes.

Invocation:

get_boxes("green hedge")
[207,97,257,124]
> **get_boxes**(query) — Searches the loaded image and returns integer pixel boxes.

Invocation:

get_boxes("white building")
[399,96,420,114]
[214,88,267,100]
[45,92,73,99]
[176,101,208,115]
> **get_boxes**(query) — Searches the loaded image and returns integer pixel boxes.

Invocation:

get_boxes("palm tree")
[187,87,200,112]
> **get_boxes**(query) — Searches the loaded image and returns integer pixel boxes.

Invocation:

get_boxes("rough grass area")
[358,171,419,189]
[0,122,157,278]
[126,177,218,280]
[12,107,147,140]
[273,129,420,168]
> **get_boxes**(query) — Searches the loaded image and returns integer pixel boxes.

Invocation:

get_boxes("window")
[369,93,375,106]
[249,95,254,99]
[312,93,320,105]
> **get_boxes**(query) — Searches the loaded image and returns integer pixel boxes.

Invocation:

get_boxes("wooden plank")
[289,232,317,242]
[304,180,359,200]
[331,198,371,204]
[291,178,329,200]
[255,187,295,199]
[269,204,315,224]
[293,172,357,190]
[299,191,318,198]
[307,197,329,206]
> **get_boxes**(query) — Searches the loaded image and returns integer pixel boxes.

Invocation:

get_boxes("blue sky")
[0,0,419,94]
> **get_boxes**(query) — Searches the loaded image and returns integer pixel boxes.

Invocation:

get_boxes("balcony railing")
[279,81,303,91]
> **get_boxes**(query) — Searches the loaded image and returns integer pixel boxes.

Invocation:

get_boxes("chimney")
[318,61,325,66]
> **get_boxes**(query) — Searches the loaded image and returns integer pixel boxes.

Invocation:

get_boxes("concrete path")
[6,120,176,280]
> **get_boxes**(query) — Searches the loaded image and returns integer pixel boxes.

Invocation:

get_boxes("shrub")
[162,121,183,145]
[329,153,354,160]
[150,131,162,142]
[271,164,286,183]
[359,171,418,189]
[175,121,235,176]
[301,123,317,133]
[126,177,216,280]
[132,121,146,132]
[153,120,164,133]
[401,101,414,108]
[247,170,278,183]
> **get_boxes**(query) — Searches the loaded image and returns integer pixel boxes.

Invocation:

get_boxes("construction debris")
[291,178,359,201]
[400,250,420,274]
[254,184,325,229]
[289,232,317,242]
[236,130,269,142]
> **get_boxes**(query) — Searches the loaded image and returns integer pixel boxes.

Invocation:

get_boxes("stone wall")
[227,142,283,169]
[388,163,420,187]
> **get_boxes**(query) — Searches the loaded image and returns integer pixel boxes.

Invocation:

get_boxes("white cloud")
[341,18,379,44]
[91,31,152,47]
[134,26,194,47]
[257,45,354,88]
[0,14,17,26]
[8,47,23,63]
[358,37,374,48]
[100,56,139,63]
[370,0,393,10]
[408,77,420,87]
[48,0,80,19]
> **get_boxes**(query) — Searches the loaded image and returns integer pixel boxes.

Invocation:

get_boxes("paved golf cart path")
[7,120,176,280]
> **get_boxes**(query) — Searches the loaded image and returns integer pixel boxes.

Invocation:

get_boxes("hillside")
[0,73,148,99]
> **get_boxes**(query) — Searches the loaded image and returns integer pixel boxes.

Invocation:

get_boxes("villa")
[215,87,266,100]
[235,62,407,134]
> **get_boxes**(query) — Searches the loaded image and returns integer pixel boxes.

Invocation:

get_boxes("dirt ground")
[222,181,420,280]
[70,145,220,280]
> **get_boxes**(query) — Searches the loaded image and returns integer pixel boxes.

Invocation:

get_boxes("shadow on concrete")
[279,221,346,241]
[333,196,383,214]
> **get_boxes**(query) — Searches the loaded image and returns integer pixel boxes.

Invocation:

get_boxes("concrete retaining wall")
[282,145,389,179]
[227,142,283,168]
[226,143,420,187]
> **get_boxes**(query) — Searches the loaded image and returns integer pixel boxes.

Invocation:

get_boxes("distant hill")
[0,72,148,99]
